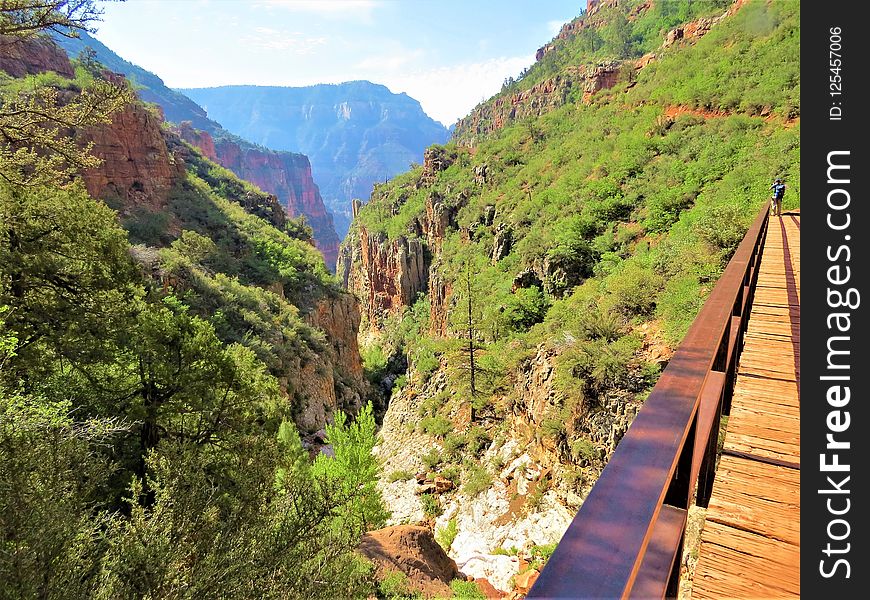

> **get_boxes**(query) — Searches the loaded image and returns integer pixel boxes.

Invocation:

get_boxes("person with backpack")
[770,177,786,217]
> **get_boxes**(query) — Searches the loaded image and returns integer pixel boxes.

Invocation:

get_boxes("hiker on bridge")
[770,178,786,217]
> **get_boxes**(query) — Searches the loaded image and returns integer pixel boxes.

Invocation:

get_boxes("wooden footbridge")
[529,204,800,599]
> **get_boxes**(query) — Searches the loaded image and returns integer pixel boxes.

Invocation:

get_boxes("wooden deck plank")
[693,521,800,599]
[705,455,800,545]
[692,214,800,599]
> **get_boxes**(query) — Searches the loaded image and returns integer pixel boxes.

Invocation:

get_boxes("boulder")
[359,525,459,598]
[491,224,513,263]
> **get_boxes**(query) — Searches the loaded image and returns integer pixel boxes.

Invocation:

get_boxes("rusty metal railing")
[528,202,771,599]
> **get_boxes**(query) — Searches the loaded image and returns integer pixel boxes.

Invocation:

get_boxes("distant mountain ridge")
[51,31,218,132]
[179,82,450,239]
[51,31,342,268]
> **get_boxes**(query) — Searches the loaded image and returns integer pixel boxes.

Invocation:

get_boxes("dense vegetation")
[0,3,394,598]
[355,0,799,485]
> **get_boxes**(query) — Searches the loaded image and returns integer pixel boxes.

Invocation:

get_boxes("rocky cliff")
[279,291,368,432]
[0,34,75,78]
[337,147,464,332]
[53,32,343,270]
[0,36,182,209]
[339,228,427,327]
[79,101,183,209]
[175,122,340,267]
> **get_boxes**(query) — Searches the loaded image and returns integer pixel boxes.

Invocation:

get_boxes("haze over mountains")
[181,83,450,238]
[53,31,450,264]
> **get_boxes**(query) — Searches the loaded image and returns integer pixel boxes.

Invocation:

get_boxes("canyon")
[53,32,341,269]
[180,82,450,240]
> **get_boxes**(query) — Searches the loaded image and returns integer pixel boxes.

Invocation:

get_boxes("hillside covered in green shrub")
[350,0,799,464]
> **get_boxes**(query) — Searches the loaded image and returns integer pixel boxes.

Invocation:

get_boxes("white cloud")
[253,0,380,21]
[355,48,424,71]
[380,55,534,126]
[242,27,328,53]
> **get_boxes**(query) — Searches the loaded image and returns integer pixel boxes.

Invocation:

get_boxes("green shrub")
[378,570,416,599]
[450,578,486,599]
[362,344,389,385]
[422,448,442,470]
[420,494,442,519]
[421,415,453,437]
[443,433,467,458]
[392,374,408,396]
[417,392,447,417]
[528,543,558,571]
[465,426,490,456]
[435,518,459,552]
[570,437,597,464]
[412,339,440,382]
[694,202,752,257]
[501,286,550,331]
[440,464,462,485]
[387,470,415,483]
[605,262,664,318]
[656,274,707,346]
[462,464,493,498]
[123,208,171,245]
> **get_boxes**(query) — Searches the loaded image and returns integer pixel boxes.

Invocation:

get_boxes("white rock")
[456,554,519,593]
[501,452,532,480]
[379,479,424,525]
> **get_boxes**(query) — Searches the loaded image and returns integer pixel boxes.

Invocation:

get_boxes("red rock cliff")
[339,226,427,328]
[0,36,182,210]
[338,149,465,334]
[0,34,75,78]
[176,123,341,269]
[78,102,182,209]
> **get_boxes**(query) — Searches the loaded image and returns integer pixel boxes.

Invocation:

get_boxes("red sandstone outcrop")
[79,102,181,209]
[176,123,341,269]
[0,34,75,78]
[358,525,460,598]
[0,36,181,209]
[305,292,366,384]
[338,153,470,334]
[344,226,427,326]
[663,0,746,48]
[283,295,368,433]
[174,121,217,161]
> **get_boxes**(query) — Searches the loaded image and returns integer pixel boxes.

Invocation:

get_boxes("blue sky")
[92,0,581,125]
